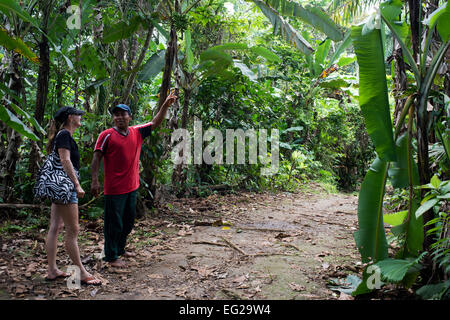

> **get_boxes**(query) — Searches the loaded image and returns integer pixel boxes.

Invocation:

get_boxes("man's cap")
[54,106,85,123]
[110,104,132,115]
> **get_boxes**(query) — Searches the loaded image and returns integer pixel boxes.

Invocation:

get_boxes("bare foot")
[46,269,69,280]
[81,275,102,286]
[109,259,127,268]
[122,251,136,258]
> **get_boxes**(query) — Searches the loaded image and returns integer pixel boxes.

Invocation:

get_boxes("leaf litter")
[0,188,364,300]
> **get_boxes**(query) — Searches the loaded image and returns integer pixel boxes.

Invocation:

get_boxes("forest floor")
[0,185,367,300]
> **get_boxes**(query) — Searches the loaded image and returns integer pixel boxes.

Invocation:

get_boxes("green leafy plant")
[416,176,450,219]
[418,176,450,284]
[350,0,449,296]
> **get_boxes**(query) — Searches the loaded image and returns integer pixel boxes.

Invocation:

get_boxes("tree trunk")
[121,28,153,104]
[413,0,436,269]
[156,28,177,112]
[142,4,179,208]
[73,1,83,108]
[142,26,177,207]
[29,0,52,179]
[1,52,23,202]
[171,85,191,194]
[408,0,421,63]
[392,43,408,130]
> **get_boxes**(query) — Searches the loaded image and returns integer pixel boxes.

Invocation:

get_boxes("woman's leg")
[56,203,100,283]
[46,203,67,279]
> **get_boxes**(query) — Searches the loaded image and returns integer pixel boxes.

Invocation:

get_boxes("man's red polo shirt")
[94,122,152,195]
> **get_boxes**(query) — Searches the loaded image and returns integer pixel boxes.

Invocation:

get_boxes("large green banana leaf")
[102,16,142,43]
[138,50,166,82]
[0,0,37,26]
[327,30,352,68]
[424,0,450,42]
[198,43,281,80]
[388,134,423,257]
[0,29,39,63]
[351,25,396,162]
[380,0,419,81]
[354,157,389,263]
[388,134,419,189]
[313,39,331,77]
[252,0,314,55]
[262,0,344,41]
[0,106,39,141]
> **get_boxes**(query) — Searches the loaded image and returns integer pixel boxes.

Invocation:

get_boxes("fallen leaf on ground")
[176,287,188,297]
[289,282,305,292]
[232,275,247,284]
[339,292,354,300]
[109,268,130,274]
[196,266,215,278]
[275,233,290,239]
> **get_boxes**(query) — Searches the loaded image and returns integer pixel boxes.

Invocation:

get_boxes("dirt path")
[0,187,362,300]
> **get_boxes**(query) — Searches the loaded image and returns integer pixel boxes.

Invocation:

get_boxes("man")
[91,92,177,267]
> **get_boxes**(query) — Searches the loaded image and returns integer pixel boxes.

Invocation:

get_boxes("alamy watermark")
[66,265,81,289]
[366,265,382,290]
[66,5,81,30]
[171,121,280,175]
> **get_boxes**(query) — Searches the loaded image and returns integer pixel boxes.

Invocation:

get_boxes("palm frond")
[328,0,381,25]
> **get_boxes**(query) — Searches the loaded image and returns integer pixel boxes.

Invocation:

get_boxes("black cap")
[54,106,85,123]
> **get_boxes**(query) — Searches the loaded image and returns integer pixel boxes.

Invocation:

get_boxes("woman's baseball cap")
[54,106,85,123]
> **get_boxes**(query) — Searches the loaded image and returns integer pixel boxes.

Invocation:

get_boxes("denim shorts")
[52,190,78,205]
[69,190,78,204]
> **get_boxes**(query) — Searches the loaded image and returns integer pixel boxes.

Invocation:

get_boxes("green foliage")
[138,50,166,82]
[416,280,450,300]
[257,0,343,41]
[374,252,426,284]
[0,105,39,141]
[351,0,450,298]
[0,29,38,63]
[354,157,389,263]
[416,176,449,218]
[351,25,396,162]
[426,212,450,276]
[252,0,314,55]
[0,0,37,26]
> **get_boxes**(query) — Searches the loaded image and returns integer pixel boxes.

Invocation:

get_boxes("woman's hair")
[46,119,65,154]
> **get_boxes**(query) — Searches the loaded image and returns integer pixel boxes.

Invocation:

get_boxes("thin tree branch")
[183,0,203,14]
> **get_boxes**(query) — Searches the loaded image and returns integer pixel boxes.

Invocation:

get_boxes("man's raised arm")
[151,91,178,128]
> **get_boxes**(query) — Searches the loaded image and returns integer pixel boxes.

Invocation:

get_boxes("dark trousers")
[103,190,137,262]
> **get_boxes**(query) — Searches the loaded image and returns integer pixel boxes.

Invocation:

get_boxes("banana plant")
[350,0,450,295]
[198,42,281,81]
[250,0,344,55]
[250,1,356,101]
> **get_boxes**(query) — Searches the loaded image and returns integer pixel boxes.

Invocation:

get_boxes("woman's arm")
[58,148,85,198]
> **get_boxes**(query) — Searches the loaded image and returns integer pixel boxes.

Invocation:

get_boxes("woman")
[45,106,101,285]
